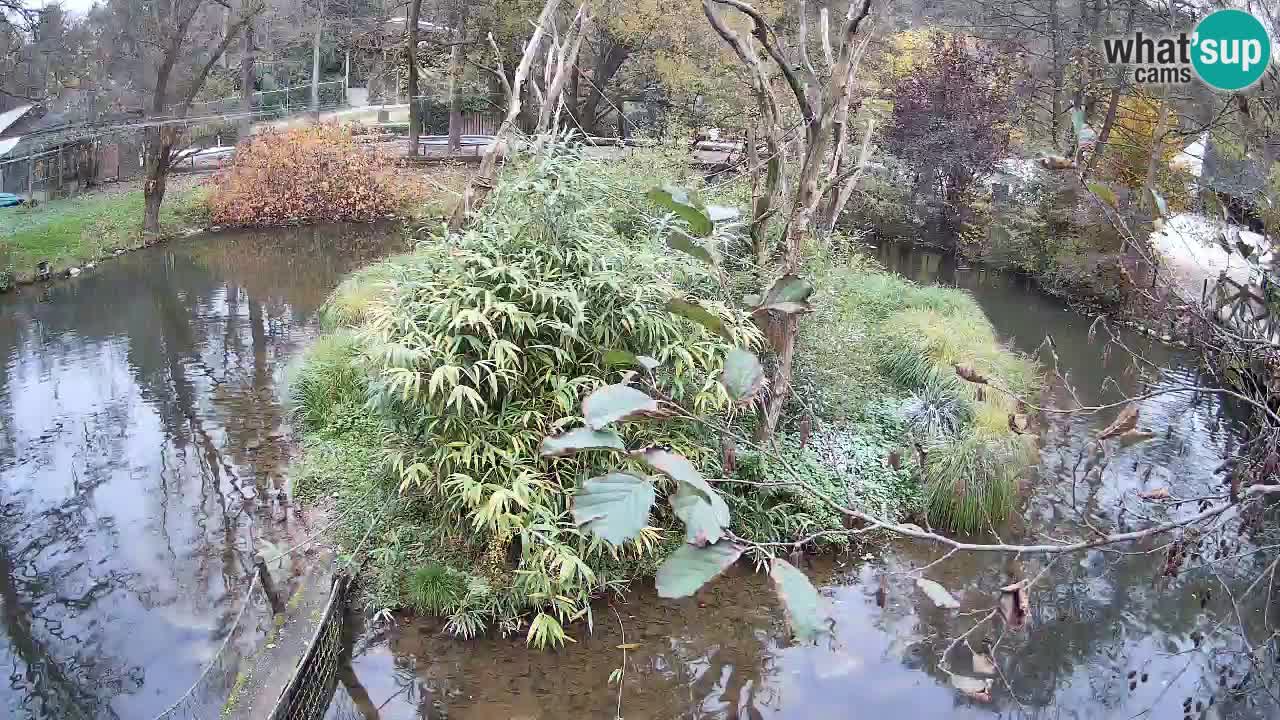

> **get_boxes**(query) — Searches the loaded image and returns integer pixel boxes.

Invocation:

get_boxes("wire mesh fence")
[268,574,352,720]
[149,575,274,720]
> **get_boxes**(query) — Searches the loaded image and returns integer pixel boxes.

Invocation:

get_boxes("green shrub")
[407,563,468,614]
[285,330,365,431]
[922,430,1033,533]
[793,250,1039,533]
[295,145,760,645]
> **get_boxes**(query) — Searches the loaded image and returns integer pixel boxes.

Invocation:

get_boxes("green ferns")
[294,147,759,646]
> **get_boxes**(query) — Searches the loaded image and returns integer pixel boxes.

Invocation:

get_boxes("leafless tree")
[703,0,875,440]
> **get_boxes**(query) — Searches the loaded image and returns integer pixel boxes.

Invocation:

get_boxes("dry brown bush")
[208,124,414,226]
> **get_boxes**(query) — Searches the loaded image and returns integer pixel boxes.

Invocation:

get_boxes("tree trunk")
[240,19,255,138]
[447,30,464,152]
[406,0,423,156]
[143,126,173,236]
[579,43,629,134]
[1048,0,1063,151]
[448,0,561,229]
[311,0,324,117]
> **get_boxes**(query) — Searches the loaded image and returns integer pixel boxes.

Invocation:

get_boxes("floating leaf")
[582,384,662,429]
[763,273,815,304]
[1087,181,1118,209]
[539,427,626,457]
[1119,430,1156,447]
[667,230,717,266]
[615,642,642,650]
[666,297,733,341]
[647,185,713,237]
[603,349,661,372]
[972,652,996,676]
[655,542,742,598]
[770,558,834,643]
[1098,404,1139,440]
[1139,486,1170,500]
[998,579,1029,629]
[916,578,960,609]
[637,448,718,504]
[720,348,765,402]
[954,363,989,385]
[571,472,656,545]
[670,482,730,546]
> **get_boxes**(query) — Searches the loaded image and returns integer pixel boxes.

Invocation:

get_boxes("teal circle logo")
[1192,9,1271,91]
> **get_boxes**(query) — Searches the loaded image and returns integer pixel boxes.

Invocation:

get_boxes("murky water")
[0,224,406,719]
[333,241,1279,720]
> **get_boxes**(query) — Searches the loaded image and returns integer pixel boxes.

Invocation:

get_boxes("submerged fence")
[268,575,352,720]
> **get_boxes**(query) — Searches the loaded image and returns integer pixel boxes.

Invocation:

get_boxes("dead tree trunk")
[447,0,562,229]
[705,0,873,440]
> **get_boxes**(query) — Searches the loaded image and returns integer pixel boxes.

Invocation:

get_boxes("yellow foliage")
[1096,92,1190,209]
[884,29,935,79]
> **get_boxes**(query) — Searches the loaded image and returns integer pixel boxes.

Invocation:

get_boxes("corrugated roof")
[0,104,34,136]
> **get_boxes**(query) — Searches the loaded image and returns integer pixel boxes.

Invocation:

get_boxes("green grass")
[0,184,209,283]
[792,248,1041,532]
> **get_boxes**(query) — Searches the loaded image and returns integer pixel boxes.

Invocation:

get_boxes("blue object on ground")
[0,193,22,207]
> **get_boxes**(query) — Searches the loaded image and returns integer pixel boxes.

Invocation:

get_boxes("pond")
[0,230,1274,719]
[0,224,407,719]
[329,241,1276,720]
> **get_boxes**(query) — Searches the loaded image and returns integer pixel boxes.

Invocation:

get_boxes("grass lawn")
[0,181,210,286]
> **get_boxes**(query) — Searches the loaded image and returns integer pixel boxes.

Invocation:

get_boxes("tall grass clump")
[922,431,1033,533]
[286,330,365,431]
[793,249,1040,533]
[291,144,759,646]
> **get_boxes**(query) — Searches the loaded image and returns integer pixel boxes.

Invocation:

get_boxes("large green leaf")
[571,472,656,545]
[655,542,743,598]
[582,384,662,429]
[666,298,733,341]
[720,348,765,402]
[670,482,730,546]
[1086,181,1118,209]
[603,349,661,372]
[770,558,833,643]
[763,274,815,305]
[637,448,717,503]
[667,230,717,266]
[647,185,713,237]
[539,427,626,458]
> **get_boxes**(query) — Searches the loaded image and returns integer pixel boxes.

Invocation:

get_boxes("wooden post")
[255,555,285,614]
[26,155,33,201]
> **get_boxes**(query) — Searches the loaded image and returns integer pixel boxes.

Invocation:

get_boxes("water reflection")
[0,224,406,718]
[339,240,1277,719]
